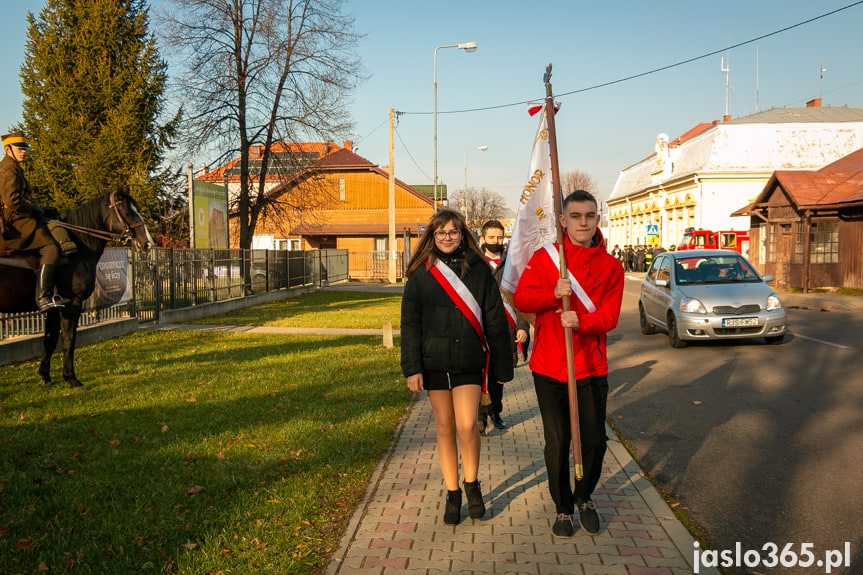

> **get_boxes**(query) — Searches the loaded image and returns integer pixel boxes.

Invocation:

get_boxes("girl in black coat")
[401,209,513,525]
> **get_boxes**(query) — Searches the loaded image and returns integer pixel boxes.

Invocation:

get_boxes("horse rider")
[0,130,71,312]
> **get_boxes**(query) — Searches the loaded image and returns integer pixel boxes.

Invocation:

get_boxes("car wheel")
[639,302,655,335]
[765,334,784,345]
[667,313,688,348]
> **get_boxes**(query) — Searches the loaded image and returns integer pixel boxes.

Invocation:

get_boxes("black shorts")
[424,370,483,391]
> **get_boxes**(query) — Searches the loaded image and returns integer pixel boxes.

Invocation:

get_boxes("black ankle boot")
[444,489,461,525]
[463,480,485,519]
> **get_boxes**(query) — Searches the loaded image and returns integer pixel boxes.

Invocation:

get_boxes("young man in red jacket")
[513,190,624,538]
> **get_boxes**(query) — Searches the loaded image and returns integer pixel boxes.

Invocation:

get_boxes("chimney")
[249,146,262,160]
[343,140,353,152]
[807,98,822,108]
[723,115,731,122]
[199,164,208,175]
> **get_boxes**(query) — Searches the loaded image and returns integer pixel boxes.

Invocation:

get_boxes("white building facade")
[606,105,863,250]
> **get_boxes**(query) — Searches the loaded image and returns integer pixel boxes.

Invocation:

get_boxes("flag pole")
[544,64,584,481]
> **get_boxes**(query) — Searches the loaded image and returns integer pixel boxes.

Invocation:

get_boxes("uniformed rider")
[0,130,70,312]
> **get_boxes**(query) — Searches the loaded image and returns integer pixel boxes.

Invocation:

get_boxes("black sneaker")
[552,513,574,538]
[577,499,600,534]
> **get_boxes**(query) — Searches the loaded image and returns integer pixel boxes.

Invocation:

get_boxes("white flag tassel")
[500,102,560,298]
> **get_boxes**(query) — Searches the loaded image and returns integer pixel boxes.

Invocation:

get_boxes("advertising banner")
[193,181,229,248]
[84,249,132,310]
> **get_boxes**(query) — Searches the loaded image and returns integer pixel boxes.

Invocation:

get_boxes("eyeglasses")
[434,230,462,240]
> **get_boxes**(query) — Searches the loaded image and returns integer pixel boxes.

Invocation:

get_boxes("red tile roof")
[771,147,863,208]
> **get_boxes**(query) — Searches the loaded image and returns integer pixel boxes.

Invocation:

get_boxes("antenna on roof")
[819,60,826,101]
[755,46,759,113]
[721,51,730,120]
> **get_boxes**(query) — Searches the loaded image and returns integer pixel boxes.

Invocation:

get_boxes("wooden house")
[198,141,434,279]
[733,147,863,290]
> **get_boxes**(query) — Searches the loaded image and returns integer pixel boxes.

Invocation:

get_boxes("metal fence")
[349,251,406,281]
[0,248,348,340]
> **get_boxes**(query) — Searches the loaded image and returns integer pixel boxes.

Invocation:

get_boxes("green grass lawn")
[0,292,410,574]
[187,290,403,329]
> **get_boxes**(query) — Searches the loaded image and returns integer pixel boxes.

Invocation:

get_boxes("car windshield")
[673,255,760,285]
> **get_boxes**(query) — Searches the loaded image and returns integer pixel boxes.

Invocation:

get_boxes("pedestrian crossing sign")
[647,224,658,236]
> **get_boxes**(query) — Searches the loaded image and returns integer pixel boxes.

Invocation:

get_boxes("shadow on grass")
[0,330,410,574]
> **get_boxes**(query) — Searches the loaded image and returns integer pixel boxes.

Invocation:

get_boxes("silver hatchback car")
[639,249,787,347]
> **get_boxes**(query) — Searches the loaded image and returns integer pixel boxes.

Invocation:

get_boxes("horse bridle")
[107,191,146,246]
[52,191,146,245]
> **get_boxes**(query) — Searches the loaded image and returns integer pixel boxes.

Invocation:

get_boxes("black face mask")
[482,243,504,255]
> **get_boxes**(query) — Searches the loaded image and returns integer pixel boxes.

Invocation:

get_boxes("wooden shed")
[734,148,863,291]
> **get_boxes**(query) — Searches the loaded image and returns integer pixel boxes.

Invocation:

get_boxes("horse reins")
[52,191,144,243]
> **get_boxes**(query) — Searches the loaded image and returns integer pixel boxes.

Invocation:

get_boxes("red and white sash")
[542,244,597,313]
[427,258,490,391]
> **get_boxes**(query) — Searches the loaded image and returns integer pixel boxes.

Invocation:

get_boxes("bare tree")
[451,187,506,234]
[560,169,599,197]
[157,0,364,248]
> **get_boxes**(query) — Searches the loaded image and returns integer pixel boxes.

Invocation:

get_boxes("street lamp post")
[434,41,477,211]
[463,145,488,230]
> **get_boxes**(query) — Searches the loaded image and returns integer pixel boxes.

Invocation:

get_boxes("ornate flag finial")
[544,64,552,85]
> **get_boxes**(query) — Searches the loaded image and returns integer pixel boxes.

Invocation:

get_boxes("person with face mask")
[478,220,529,434]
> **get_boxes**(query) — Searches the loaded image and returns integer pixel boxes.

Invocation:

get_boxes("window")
[374,237,388,260]
[810,221,839,263]
[793,222,805,265]
[657,257,671,283]
[276,238,301,251]
[339,178,346,201]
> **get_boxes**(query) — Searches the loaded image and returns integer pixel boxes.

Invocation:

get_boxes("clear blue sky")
[3,0,863,210]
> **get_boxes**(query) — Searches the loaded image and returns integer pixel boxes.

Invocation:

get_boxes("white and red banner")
[501,102,560,296]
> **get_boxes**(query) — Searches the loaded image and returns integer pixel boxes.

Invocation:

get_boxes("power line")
[401,0,863,116]
[394,125,432,183]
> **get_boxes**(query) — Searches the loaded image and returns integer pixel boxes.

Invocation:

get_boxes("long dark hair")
[405,209,490,279]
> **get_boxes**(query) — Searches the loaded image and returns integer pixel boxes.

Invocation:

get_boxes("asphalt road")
[607,276,863,575]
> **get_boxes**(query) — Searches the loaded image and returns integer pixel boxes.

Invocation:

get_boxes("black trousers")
[533,372,608,515]
[486,365,504,415]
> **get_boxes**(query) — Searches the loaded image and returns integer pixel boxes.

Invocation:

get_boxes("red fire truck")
[677,228,750,256]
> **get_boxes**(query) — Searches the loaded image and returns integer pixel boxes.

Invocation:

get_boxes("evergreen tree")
[20,0,179,217]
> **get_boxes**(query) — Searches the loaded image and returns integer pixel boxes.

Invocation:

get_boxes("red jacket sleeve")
[513,248,560,314]
[574,258,624,336]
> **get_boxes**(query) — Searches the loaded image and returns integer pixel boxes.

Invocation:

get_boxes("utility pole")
[187,163,195,248]
[388,108,397,284]
[721,52,730,119]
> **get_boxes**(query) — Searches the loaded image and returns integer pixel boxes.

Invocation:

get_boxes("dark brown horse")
[0,187,153,388]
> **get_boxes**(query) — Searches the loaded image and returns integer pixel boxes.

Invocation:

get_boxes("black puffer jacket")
[400,248,514,383]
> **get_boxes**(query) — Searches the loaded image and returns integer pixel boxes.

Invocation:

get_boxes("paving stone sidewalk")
[327,363,718,575]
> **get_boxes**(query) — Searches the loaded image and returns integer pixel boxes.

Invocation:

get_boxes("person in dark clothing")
[623,245,634,272]
[401,209,514,525]
[0,130,70,312]
[478,220,529,433]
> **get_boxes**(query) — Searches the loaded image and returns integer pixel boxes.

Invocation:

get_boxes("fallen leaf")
[216,452,226,460]
[187,485,204,496]
[182,542,197,550]
[187,396,197,402]
[16,538,35,550]
[693,400,702,406]
[109,439,120,448]
[37,562,49,572]
[161,425,170,434]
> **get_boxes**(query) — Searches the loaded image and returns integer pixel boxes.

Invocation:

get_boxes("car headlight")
[680,297,706,314]
[766,294,783,311]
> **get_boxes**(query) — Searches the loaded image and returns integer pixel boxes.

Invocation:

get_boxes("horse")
[0,187,154,388]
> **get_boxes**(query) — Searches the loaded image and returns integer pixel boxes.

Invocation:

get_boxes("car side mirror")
[762,274,774,282]
[655,278,668,287]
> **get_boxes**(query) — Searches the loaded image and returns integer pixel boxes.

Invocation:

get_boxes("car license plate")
[722,317,758,327]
